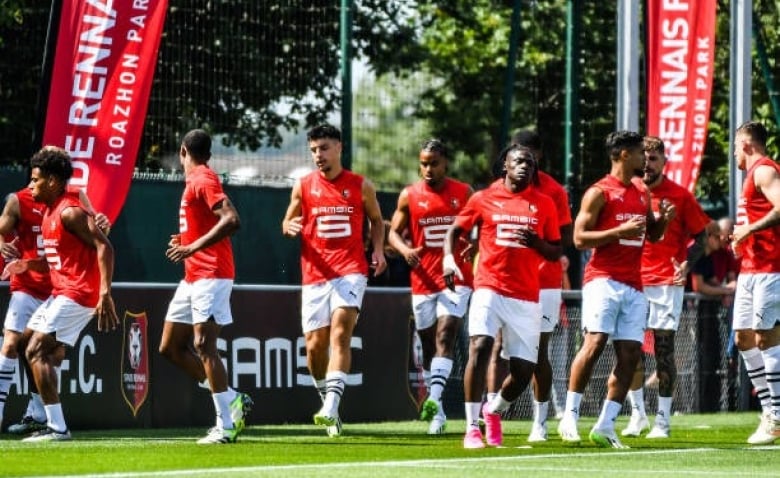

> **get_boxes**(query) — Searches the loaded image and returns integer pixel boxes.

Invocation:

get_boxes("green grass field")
[1,412,777,477]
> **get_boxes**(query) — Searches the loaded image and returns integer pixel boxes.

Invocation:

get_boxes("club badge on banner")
[646,0,716,192]
[121,311,149,417]
[41,0,168,223]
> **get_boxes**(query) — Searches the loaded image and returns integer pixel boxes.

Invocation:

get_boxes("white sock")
[44,403,67,433]
[428,357,453,402]
[314,378,327,402]
[0,354,17,422]
[627,387,646,417]
[533,400,549,427]
[465,402,481,431]
[213,390,234,430]
[741,347,771,412]
[323,371,347,416]
[486,392,498,403]
[593,400,622,431]
[487,392,512,414]
[564,391,583,419]
[760,344,780,420]
[656,396,672,426]
[30,393,46,422]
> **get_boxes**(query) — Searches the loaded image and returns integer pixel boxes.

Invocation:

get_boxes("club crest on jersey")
[530,204,537,213]
[450,198,460,209]
[121,311,149,417]
[342,189,350,198]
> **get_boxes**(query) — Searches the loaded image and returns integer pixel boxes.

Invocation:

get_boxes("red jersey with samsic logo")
[455,179,560,302]
[179,165,235,282]
[406,178,473,294]
[637,176,710,285]
[42,194,100,307]
[299,170,368,285]
[536,172,572,289]
[10,188,52,299]
[582,175,649,291]
[736,156,780,273]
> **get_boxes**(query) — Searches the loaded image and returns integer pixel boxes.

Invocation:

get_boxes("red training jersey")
[179,165,235,282]
[42,194,100,307]
[637,177,709,285]
[536,172,572,289]
[405,178,473,294]
[582,175,649,291]
[10,188,52,300]
[455,179,559,302]
[299,170,368,285]
[736,156,780,273]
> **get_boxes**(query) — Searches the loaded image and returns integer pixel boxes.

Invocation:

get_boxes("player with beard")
[387,139,473,435]
[730,121,780,444]
[282,124,386,437]
[557,131,672,448]
[621,136,710,439]
[443,145,561,448]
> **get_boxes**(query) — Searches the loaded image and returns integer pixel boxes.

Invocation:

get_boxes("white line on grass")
[27,448,738,478]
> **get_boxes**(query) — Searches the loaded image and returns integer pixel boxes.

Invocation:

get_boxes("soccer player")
[0,185,110,434]
[282,124,386,437]
[557,131,671,448]
[18,146,118,441]
[730,121,780,444]
[158,129,252,444]
[443,144,561,449]
[387,139,473,435]
[483,130,573,443]
[622,136,710,439]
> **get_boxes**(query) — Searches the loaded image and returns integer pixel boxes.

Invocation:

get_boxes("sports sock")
[741,347,771,412]
[486,392,498,403]
[656,396,672,426]
[564,391,583,419]
[213,390,234,429]
[464,402,481,431]
[487,392,512,413]
[30,393,46,422]
[760,344,780,420]
[44,403,67,433]
[593,400,621,431]
[428,357,453,402]
[0,354,17,423]
[323,371,347,416]
[314,378,327,402]
[532,400,549,427]
[627,387,646,417]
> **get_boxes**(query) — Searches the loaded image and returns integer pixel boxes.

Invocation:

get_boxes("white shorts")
[645,285,684,331]
[412,286,472,330]
[539,288,562,334]
[468,288,541,363]
[4,291,44,333]
[581,278,646,342]
[164,279,234,326]
[733,273,780,331]
[27,295,95,347]
[301,273,367,334]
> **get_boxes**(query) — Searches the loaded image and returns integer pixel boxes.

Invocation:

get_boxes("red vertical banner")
[646,0,717,192]
[42,0,168,223]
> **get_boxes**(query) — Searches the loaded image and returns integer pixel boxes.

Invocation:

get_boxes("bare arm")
[573,187,646,250]
[0,193,20,259]
[646,196,674,243]
[387,189,422,267]
[733,165,780,245]
[166,197,240,263]
[281,180,303,237]
[363,179,387,276]
[61,206,118,332]
[78,189,111,234]
[691,272,735,297]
